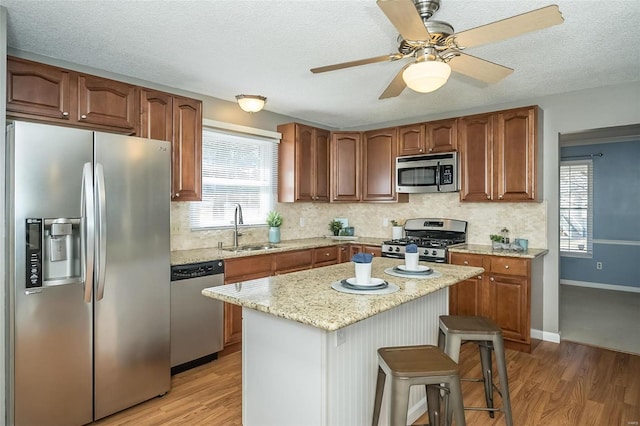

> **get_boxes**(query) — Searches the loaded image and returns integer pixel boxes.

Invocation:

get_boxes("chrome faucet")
[233,203,244,249]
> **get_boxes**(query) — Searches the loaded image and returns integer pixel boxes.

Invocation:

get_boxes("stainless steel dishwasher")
[170,260,224,375]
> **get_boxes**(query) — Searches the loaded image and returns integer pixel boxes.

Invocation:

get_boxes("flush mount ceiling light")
[402,60,451,93]
[235,95,267,113]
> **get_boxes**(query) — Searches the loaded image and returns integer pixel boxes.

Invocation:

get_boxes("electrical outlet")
[336,329,346,346]
[382,218,389,227]
[299,217,305,227]
[596,262,603,270]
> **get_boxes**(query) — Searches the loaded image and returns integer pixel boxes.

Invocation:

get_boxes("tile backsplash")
[170,193,547,251]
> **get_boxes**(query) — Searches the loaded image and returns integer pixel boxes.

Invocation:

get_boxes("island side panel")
[241,288,448,426]
[242,308,328,426]
[327,288,448,426]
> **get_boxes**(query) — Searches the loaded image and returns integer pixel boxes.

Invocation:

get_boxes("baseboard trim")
[532,328,561,343]
[407,397,427,425]
[560,279,640,293]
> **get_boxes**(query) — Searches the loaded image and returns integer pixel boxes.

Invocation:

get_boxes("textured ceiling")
[2,0,639,128]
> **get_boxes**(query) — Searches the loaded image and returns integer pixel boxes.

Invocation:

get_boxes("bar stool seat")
[438,315,513,426]
[372,345,466,426]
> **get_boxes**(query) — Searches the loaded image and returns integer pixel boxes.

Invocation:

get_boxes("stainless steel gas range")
[381,218,467,263]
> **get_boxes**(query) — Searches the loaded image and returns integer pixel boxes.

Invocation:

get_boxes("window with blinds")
[559,159,593,257]
[189,128,278,229]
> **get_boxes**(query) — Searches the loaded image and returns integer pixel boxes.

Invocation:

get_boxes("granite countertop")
[171,236,385,265]
[448,244,549,259]
[202,257,483,331]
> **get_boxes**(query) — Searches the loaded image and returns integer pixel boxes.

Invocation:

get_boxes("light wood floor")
[93,341,639,426]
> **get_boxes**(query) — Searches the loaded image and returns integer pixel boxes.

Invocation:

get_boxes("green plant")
[490,234,504,242]
[390,220,401,226]
[266,210,283,227]
[328,219,343,235]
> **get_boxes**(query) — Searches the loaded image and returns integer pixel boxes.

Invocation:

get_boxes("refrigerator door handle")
[95,163,108,301]
[81,162,95,303]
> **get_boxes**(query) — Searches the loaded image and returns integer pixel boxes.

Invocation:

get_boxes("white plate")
[345,277,386,287]
[396,264,431,272]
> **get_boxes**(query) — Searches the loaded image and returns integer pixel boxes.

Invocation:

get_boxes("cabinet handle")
[505,265,510,269]
[498,195,504,199]
[80,114,87,119]
[477,275,482,279]
[428,148,433,152]
[463,260,469,265]
[487,195,491,199]
[419,148,423,152]
[325,253,330,257]
[490,277,495,281]
[62,112,69,117]
[175,193,180,197]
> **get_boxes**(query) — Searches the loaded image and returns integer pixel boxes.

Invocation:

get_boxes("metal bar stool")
[372,345,466,426]
[438,315,513,426]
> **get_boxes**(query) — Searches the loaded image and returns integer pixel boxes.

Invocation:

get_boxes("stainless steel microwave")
[396,152,459,193]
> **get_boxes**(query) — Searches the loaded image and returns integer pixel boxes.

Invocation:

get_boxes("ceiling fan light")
[235,95,267,112]
[402,61,451,93]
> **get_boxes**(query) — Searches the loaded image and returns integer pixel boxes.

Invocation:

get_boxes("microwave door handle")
[81,162,94,303]
[436,161,441,192]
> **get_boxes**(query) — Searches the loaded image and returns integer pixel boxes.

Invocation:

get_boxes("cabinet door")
[449,276,483,316]
[224,303,243,346]
[140,89,173,141]
[489,274,529,343]
[76,74,138,132]
[313,129,331,202]
[362,128,398,202]
[427,118,458,153]
[459,113,494,201]
[6,57,71,120]
[449,252,486,315]
[171,96,202,201]
[338,245,350,263]
[362,245,382,257]
[494,106,538,201]
[295,124,314,201]
[349,244,363,257]
[331,132,361,201]
[398,123,425,156]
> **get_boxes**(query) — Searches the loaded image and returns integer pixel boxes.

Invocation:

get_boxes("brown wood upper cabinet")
[331,132,361,202]
[362,128,407,202]
[459,106,539,202]
[140,89,203,201]
[278,123,330,202]
[398,118,458,156]
[7,56,138,134]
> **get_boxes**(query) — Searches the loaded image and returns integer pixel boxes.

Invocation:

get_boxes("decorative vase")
[269,226,280,243]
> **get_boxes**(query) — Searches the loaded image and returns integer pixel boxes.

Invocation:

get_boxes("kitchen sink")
[221,244,279,252]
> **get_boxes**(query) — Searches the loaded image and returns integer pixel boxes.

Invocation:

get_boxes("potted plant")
[328,219,343,236]
[266,210,283,243]
[490,234,504,250]
[391,219,404,240]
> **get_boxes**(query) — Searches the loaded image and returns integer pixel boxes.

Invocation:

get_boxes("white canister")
[392,226,403,240]
[354,262,372,285]
[404,252,419,271]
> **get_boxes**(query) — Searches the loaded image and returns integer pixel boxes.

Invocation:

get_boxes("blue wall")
[560,140,640,289]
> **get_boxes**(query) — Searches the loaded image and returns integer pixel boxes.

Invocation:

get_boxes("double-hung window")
[189,127,278,229]
[559,159,593,257]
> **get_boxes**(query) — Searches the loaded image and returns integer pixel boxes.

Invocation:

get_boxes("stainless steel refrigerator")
[6,121,171,425]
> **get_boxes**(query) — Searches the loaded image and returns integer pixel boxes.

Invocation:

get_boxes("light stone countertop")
[171,236,385,265]
[448,244,549,259]
[202,257,484,331]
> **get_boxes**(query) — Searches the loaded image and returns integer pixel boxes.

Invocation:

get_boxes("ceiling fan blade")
[310,54,402,73]
[377,0,430,41]
[449,53,513,84]
[455,5,564,49]
[379,64,410,99]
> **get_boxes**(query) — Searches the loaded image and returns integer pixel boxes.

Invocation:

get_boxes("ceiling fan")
[310,0,564,99]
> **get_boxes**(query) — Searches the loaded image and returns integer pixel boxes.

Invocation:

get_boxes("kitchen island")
[202,257,483,426]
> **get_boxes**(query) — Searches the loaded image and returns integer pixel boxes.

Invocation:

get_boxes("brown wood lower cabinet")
[449,252,535,352]
[349,244,382,258]
[222,244,375,347]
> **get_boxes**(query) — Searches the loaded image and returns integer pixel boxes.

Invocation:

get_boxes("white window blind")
[559,159,593,257]
[189,128,278,229]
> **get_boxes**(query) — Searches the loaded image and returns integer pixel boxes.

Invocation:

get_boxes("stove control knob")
[387,247,393,252]
[394,247,400,252]
[431,250,437,256]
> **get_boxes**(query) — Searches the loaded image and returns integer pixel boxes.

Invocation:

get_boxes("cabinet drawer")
[274,249,313,274]
[449,252,484,267]
[313,246,339,266]
[490,256,528,276]
[224,254,272,283]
